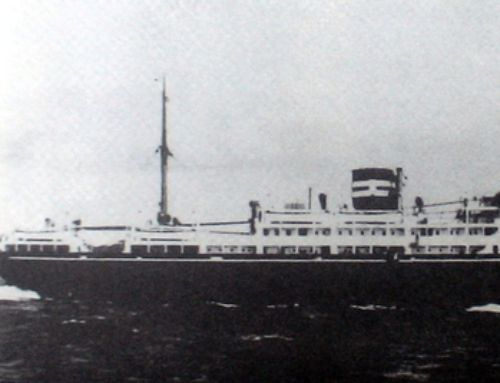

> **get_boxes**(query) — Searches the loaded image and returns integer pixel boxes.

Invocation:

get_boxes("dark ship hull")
[2,254,500,308]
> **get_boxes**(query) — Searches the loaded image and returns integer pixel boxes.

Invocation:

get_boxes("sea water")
[1,282,500,382]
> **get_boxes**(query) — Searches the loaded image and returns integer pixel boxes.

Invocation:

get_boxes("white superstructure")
[2,169,500,260]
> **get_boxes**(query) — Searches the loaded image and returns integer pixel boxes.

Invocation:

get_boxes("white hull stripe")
[351,190,390,198]
[352,179,395,198]
[352,179,395,188]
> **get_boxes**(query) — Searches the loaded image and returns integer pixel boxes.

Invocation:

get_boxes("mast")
[157,78,171,225]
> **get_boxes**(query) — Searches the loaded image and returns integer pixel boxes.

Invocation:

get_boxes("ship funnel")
[351,168,401,211]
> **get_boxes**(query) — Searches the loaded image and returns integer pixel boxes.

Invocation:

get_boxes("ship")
[1,82,500,305]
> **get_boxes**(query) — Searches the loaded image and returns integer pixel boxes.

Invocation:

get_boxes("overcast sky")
[0,1,499,231]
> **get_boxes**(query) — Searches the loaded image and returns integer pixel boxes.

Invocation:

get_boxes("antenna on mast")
[157,77,172,225]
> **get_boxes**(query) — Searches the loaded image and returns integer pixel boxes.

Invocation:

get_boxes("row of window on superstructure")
[411,227,498,236]
[263,228,331,236]
[262,227,405,237]
[411,245,496,255]
[6,244,69,253]
[262,226,498,237]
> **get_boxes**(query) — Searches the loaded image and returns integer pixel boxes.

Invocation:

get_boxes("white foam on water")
[0,285,40,302]
[266,304,289,309]
[416,363,442,371]
[241,334,293,342]
[0,359,23,368]
[466,303,500,313]
[384,371,429,382]
[207,301,239,309]
[304,312,329,320]
[62,319,86,325]
[350,304,397,311]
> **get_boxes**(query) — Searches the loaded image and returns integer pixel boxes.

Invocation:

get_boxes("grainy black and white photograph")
[0,1,499,382]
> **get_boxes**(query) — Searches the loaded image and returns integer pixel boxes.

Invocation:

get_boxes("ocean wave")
[266,304,289,309]
[62,319,87,325]
[241,334,293,342]
[416,363,442,371]
[304,311,329,320]
[207,301,239,309]
[466,303,500,314]
[0,285,40,301]
[266,302,300,309]
[350,304,396,311]
[383,370,429,382]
